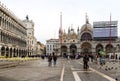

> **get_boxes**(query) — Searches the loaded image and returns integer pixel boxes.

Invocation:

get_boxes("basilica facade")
[58,19,120,57]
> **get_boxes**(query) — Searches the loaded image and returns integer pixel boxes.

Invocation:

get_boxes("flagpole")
[109,13,111,44]
[85,13,88,41]
[60,12,62,56]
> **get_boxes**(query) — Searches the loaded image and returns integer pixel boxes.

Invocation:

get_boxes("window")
[81,33,92,41]
[32,41,33,44]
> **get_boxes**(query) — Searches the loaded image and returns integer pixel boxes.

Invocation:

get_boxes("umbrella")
[99,50,106,56]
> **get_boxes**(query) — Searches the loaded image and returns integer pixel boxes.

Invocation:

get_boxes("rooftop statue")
[26,15,29,20]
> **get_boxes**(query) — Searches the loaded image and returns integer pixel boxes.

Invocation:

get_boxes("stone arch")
[21,50,24,57]
[61,45,67,57]
[105,44,114,53]
[81,42,92,54]
[96,44,104,54]
[24,50,27,57]
[13,48,16,57]
[16,49,19,57]
[70,44,77,57]
[10,48,12,58]
[1,46,5,56]
[6,47,9,57]
[19,49,21,57]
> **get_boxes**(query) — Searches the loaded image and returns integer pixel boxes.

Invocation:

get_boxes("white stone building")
[0,3,27,57]
[46,39,59,55]
[23,16,37,57]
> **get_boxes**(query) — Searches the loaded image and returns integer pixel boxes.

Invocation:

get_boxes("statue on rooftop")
[26,15,29,20]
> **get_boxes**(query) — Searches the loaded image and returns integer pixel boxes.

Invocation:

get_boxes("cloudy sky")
[0,0,120,44]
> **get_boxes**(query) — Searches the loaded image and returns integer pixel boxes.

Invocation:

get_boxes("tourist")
[83,54,89,69]
[48,54,52,67]
[52,52,57,66]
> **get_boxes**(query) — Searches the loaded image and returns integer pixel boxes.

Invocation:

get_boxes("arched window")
[80,33,92,41]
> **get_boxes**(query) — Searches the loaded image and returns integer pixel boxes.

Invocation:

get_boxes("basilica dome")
[80,14,93,33]
[81,23,93,32]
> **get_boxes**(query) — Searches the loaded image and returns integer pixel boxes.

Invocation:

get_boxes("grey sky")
[0,0,120,44]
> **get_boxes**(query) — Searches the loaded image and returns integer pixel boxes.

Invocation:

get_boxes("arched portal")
[96,44,103,54]
[19,49,21,57]
[1,46,5,56]
[13,48,16,57]
[16,49,19,57]
[70,44,77,58]
[105,44,113,53]
[10,48,12,58]
[61,45,67,57]
[81,42,91,54]
[6,47,9,57]
[21,50,24,57]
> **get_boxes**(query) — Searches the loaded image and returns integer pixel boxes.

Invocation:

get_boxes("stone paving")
[0,57,120,81]
[0,58,63,81]
[88,59,120,81]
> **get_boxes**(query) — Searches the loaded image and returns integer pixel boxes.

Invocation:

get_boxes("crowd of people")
[40,52,120,70]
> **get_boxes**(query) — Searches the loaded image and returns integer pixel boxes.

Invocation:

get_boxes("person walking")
[52,52,57,66]
[48,54,52,67]
[83,54,89,69]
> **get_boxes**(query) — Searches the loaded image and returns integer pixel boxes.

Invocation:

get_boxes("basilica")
[57,17,120,57]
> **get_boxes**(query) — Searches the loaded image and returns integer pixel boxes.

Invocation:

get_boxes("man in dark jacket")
[48,54,52,67]
[52,52,57,66]
[83,54,89,69]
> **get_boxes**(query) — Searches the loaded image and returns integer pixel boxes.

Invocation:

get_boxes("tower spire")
[85,13,89,24]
